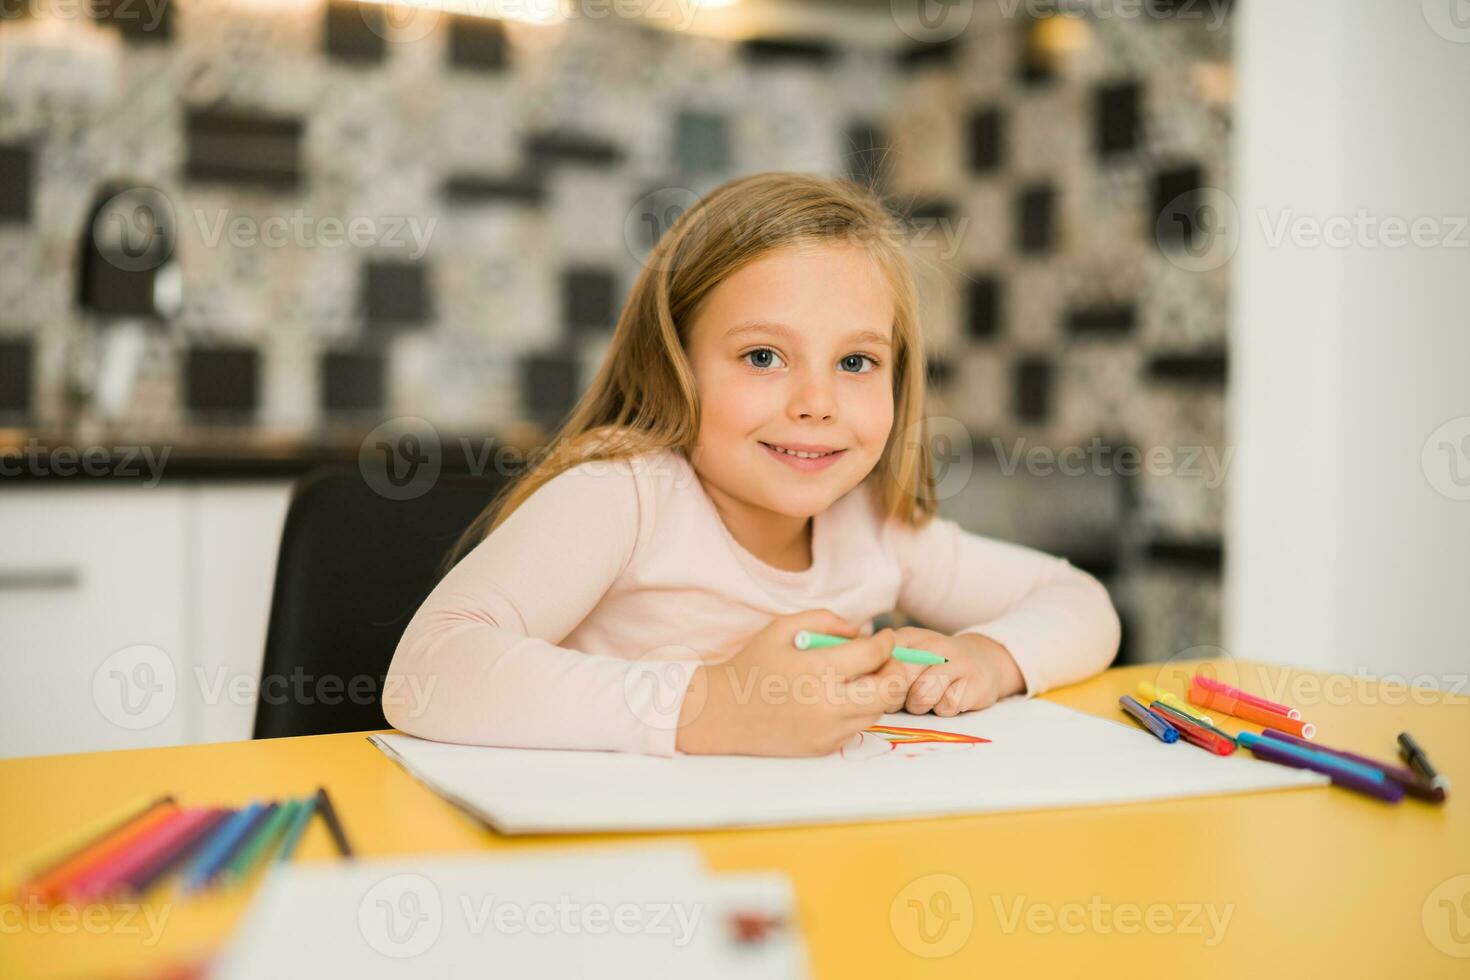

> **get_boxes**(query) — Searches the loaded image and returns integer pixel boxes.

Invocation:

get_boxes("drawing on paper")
[838,724,991,760]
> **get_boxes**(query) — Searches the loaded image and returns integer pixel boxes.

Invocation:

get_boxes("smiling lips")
[759,441,847,472]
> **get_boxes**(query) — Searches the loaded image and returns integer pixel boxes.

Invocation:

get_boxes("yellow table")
[2,659,1466,979]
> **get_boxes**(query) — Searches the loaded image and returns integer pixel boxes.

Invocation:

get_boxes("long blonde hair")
[446,171,940,568]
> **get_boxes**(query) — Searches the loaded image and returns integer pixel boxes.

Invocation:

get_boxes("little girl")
[383,172,1121,758]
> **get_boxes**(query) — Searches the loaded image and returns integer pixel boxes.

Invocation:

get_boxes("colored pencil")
[1192,674,1301,720]
[1260,729,1444,802]
[180,803,267,893]
[1237,732,1402,802]
[125,808,232,897]
[65,808,216,901]
[315,787,354,859]
[274,796,317,864]
[24,800,180,902]
[1,794,172,897]
[1189,681,1315,738]
[221,800,299,885]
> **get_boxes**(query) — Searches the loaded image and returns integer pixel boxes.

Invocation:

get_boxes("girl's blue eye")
[840,354,878,374]
[742,348,784,370]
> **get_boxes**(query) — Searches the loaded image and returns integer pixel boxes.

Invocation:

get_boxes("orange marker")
[24,800,179,903]
[1189,681,1315,739]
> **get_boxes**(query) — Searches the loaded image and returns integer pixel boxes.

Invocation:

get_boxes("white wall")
[1228,0,1470,687]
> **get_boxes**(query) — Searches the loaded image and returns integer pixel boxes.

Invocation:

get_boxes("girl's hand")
[891,627,1026,717]
[675,609,900,757]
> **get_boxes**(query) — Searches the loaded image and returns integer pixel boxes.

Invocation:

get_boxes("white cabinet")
[0,481,292,759]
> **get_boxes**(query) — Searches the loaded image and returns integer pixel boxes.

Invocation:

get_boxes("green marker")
[793,630,947,666]
[222,799,299,885]
[274,795,317,864]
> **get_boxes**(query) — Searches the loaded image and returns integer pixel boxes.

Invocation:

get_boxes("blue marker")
[1236,732,1386,783]
[1120,694,1179,743]
[180,802,265,893]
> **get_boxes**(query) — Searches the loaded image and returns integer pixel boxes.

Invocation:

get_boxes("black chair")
[252,467,508,739]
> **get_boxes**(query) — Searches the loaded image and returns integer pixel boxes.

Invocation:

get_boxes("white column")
[1228,0,1470,686]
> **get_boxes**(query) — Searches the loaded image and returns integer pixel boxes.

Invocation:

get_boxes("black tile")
[324,1,385,63]
[322,349,385,416]
[1017,19,1058,87]
[1015,183,1057,255]
[967,106,1005,175]
[0,144,32,224]
[520,350,580,427]
[562,267,616,333]
[923,357,958,390]
[739,37,838,66]
[1146,350,1227,386]
[78,185,174,318]
[1150,0,1235,16]
[362,261,432,327]
[0,338,32,415]
[79,261,158,317]
[906,198,956,224]
[89,0,173,43]
[441,172,546,206]
[184,346,259,420]
[674,110,730,175]
[448,14,508,70]
[525,131,624,169]
[1151,164,1206,250]
[1013,356,1054,423]
[1095,81,1142,158]
[185,109,304,190]
[966,275,1003,340]
[1145,538,1224,575]
[925,354,954,389]
[1069,549,1120,582]
[1066,304,1136,338]
[895,39,961,71]
[844,121,889,191]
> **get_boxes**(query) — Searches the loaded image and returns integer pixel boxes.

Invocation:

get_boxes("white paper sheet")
[369,699,1328,835]
[211,844,805,980]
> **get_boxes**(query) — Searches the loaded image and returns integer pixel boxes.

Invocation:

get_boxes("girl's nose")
[788,370,836,422]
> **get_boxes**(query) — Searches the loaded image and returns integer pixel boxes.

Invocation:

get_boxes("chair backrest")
[253,467,507,739]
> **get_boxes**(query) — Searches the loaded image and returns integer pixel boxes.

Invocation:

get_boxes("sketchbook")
[368,699,1328,836]
[212,844,805,979]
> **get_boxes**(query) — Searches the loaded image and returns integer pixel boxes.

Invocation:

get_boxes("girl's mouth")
[759,442,847,472]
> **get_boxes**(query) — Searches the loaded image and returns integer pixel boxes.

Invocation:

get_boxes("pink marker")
[1192,674,1301,720]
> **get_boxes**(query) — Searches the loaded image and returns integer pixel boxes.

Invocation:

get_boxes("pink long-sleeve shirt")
[383,447,1122,756]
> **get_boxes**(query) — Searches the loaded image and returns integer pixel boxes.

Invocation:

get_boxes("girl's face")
[685,242,897,521]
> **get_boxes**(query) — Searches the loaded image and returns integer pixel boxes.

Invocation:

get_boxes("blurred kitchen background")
[1,0,1466,758]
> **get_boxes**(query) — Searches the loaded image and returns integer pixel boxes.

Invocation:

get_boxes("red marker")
[1147,703,1235,755]
[1192,674,1300,720]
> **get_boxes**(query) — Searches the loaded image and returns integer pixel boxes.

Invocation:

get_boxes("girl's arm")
[890,513,1122,697]
[381,458,699,756]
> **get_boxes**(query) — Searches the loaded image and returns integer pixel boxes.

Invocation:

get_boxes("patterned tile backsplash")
[0,2,1234,664]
